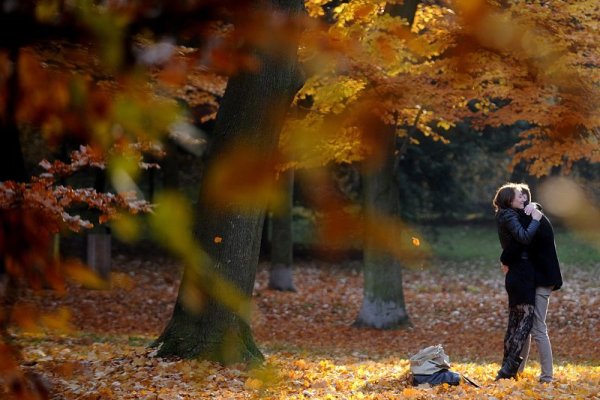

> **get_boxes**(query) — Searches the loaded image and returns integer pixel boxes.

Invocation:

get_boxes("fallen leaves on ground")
[1,254,599,399]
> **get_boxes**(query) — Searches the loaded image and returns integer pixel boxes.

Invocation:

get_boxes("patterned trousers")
[503,304,535,364]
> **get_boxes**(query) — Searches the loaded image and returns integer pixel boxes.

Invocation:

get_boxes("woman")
[500,184,562,383]
[492,183,542,380]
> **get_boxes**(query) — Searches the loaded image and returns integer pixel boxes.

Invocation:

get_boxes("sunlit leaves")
[305,0,329,18]
[299,75,367,114]
[298,0,600,175]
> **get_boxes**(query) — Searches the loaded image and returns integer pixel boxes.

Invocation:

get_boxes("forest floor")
[2,252,599,399]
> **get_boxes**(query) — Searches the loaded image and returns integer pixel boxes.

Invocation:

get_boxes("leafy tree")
[153,0,305,363]
[0,1,277,391]
[353,0,421,329]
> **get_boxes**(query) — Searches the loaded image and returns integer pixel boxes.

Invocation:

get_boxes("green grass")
[418,225,500,262]
[418,224,600,265]
[291,213,599,266]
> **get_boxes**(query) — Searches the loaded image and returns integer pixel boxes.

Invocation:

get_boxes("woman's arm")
[498,209,541,244]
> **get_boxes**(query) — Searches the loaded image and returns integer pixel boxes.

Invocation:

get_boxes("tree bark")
[0,47,26,340]
[162,138,180,190]
[354,1,421,329]
[354,124,410,329]
[154,0,304,364]
[268,169,295,291]
[0,46,26,183]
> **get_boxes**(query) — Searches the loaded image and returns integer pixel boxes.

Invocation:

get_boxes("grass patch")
[291,213,599,266]
[420,224,600,265]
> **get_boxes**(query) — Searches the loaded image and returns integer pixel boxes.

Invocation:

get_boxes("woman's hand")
[501,264,509,275]
[524,203,537,215]
[531,208,543,221]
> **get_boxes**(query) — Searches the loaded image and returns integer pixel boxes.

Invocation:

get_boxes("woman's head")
[493,183,525,212]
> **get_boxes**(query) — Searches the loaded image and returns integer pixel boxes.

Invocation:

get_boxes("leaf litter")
[2,254,599,399]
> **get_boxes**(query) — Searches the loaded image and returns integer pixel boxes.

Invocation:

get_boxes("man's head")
[519,183,532,206]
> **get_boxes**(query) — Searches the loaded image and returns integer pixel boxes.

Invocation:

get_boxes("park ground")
[2,225,599,399]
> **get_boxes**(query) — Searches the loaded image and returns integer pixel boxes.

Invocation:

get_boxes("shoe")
[539,378,553,384]
[495,356,523,380]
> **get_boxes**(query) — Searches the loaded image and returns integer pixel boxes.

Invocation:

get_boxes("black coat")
[496,208,540,306]
[500,207,563,291]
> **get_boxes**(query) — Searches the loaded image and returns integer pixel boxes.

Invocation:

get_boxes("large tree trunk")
[0,46,26,183]
[154,0,304,364]
[0,47,25,339]
[354,1,421,329]
[354,125,410,329]
[268,169,295,291]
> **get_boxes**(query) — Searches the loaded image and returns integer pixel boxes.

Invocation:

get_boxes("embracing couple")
[492,183,563,383]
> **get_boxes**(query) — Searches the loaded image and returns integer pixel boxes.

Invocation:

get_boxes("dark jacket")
[500,206,563,291]
[496,208,540,306]
[496,208,540,251]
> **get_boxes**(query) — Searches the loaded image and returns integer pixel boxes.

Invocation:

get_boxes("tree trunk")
[162,138,180,190]
[269,169,295,291]
[354,1,421,329]
[260,212,271,257]
[0,46,26,182]
[86,169,111,280]
[154,0,304,364]
[354,125,410,329]
[0,47,25,339]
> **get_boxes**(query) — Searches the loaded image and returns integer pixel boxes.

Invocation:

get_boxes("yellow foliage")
[297,0,600,174]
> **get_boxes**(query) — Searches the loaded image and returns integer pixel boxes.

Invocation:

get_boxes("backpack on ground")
[409,344,479,387]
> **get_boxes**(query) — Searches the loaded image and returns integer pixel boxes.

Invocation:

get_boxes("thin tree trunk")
[269,169,295,291]
[260,212,271,257]
[154,0,304,364]
[162,138,180,190]
[354,1,421,329]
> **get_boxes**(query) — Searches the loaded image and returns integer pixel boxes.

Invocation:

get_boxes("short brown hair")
[493,183,519,212]
[518,183,531,205]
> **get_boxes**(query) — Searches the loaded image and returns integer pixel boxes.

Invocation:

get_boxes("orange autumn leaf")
[39,307,72,334]
[202,144,283,211]
[63,259,107,289]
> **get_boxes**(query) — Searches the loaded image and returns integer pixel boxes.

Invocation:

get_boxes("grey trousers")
[518,286,554,381]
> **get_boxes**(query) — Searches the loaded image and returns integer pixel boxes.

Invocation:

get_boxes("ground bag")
[413,369,461,386]
[409,344,451,375]
[409,344,480,388]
